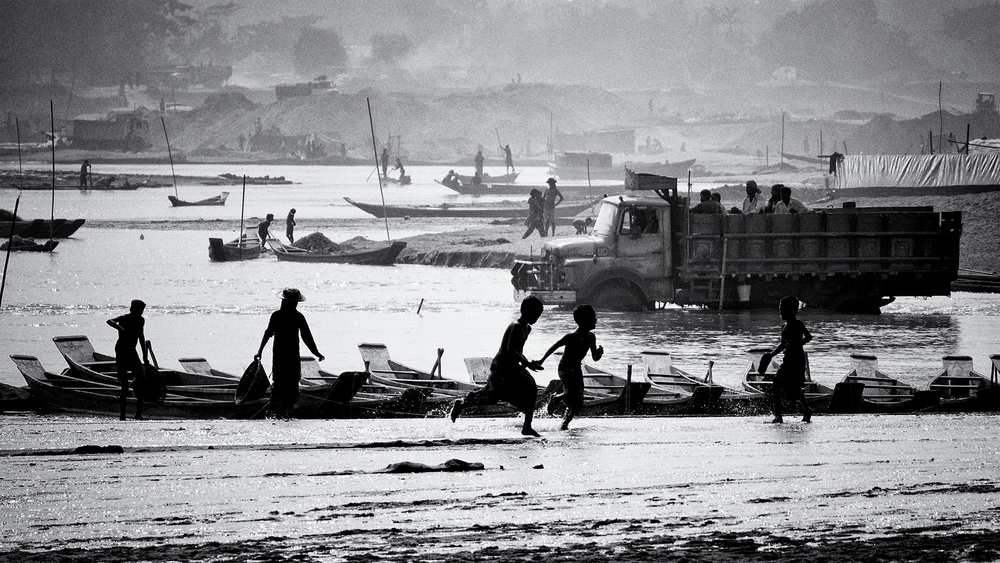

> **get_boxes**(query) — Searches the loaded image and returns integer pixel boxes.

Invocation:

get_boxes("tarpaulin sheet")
[837,153,1000,190]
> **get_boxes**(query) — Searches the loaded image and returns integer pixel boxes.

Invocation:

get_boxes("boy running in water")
[760,295,813,423]
[537,304,603,430]
[450,296,544,436]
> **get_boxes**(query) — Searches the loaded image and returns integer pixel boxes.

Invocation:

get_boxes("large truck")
[510,172,962,313]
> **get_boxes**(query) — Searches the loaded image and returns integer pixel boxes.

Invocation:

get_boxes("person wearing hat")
[522,188,546,239]
[542,177,563,236]
[255,288,325,419]
[742,180,765,214]
[107,299,150,420]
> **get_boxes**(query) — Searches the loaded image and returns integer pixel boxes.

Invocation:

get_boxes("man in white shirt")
[773,185,809,214]
[742,180,765,214]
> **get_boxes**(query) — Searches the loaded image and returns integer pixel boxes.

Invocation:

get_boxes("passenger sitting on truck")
[773,186,809,214]
[691,189,724,214]
[742,180,766,214]
[764,184,783,213]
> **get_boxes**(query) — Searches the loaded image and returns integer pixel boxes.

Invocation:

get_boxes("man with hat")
[255,288,325,419]
[542,177,563,236]
[742,180,765,214]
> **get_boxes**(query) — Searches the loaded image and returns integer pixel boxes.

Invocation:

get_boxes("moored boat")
[168,192,229,207]
[830,353,940,413]
[344,196,598,219]
[0,236,58,252]
[455,171,519,185]
[924,355,999,412]
[266,239,405,266]
[742,348,834,414]
[208,235,265,262]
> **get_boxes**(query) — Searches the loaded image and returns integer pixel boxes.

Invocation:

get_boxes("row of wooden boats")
[8,335,999,419]
[207,236,406,265]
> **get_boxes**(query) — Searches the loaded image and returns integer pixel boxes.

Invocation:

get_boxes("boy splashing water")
[761,296,813,424]
[451,296,545,436]
[537,304,603,430]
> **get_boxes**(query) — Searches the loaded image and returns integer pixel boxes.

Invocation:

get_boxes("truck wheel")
[587,280,649,312]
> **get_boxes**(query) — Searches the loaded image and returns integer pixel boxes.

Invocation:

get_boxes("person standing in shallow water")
[537,304,603,430]
[107,299,149,420]
[285,209,296,244]
[450,296,544,436]
[255,288,325,420]
[79,159,91,188]
[258,213,274,248]
[760,295,813,424]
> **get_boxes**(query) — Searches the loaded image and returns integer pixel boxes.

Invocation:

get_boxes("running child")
[760,295,813,423]
[537,304,603,430]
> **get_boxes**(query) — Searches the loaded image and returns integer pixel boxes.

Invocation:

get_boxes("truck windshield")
[591,202,618,237]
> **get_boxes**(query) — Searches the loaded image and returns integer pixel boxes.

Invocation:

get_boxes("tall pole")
[938,81,943,155]
[15,118,23,180]
[780,112,785,169]
[0,197,20,309]
[239,175,246,258]
[966,123,971,155]
[367,98,391,242]
[49,100,55,242]
[161,117,178,199]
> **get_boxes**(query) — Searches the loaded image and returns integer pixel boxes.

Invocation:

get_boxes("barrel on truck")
[510,171,962,313]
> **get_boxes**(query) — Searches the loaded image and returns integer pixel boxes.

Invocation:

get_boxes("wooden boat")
[344,197,598,219]
[0,216,85,238]
[0,237,58,252]
[168,191,229,207]
[266,239,406,266]
[437,179,621,197]
[383,174,411,185]
[640,350,757,414]
[52,335,367,418]
[741,348,834,414]
[541,364,650,416]
[547,152,696,181]
[830,353,940,413]
[12,354,269,419]
[456,171,519,185]
[208,235,264,262]
[923,355,999,412]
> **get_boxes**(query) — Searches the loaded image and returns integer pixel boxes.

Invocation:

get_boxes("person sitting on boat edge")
[691,189,724,214]
[442,170,460,188]
[537,304,604,431]
[450,295,545,437]
[740,180,765,214]
[107,299,150,421]
[760,295,813,424]
[258,213,274,248]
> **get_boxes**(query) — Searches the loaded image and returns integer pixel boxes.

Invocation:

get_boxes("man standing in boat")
[501,144,515,174]
[255,288,325,420]
[107,299,150,420]
[474,149,485,178]
[380,147,389,178]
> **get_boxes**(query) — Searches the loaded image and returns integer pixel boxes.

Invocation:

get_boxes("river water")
[1,162,998,561]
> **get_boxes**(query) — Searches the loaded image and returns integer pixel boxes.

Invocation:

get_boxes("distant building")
[275,76,339,100]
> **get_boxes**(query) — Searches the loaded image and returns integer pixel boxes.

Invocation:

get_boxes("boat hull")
[268,240,405,265]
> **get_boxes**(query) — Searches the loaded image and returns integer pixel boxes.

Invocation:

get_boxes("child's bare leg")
[560,407,575,430]
[521,410,540,437]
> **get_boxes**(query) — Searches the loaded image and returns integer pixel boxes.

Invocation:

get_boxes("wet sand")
[1,414,998,562]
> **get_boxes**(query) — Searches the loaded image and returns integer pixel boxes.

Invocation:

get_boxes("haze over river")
[1,163,998,561]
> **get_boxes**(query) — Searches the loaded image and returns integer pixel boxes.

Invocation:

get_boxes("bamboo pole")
[367,98,391,242]
[160,117,178,200]
[239,175,246,259]
[1,197,20,308]
[49,100,55,242]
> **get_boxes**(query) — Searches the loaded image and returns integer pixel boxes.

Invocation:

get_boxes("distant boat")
[548,151,696,181]
[0,215,85,239]
[0,237,58,252]
[344,196,598,219]
[168,191,229,207]
[455,171,519,185]
[266,239,406,266]
[436,179,619,197]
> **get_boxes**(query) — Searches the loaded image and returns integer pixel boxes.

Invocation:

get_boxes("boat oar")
[145,339,160,369]
[367,98,391,242]
[430,348,444,378]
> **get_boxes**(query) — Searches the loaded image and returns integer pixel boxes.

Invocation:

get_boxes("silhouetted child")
[450,296,544,436]
[107,299,149,420]
[537,304,603,430]
[760,296,813,423]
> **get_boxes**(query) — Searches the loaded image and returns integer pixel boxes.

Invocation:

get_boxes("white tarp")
[836,154,1000,192]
